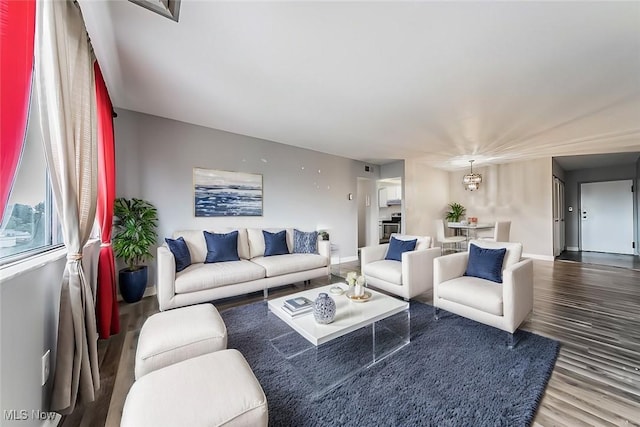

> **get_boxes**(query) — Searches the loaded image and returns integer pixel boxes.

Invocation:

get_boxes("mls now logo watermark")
[4,409,57,421]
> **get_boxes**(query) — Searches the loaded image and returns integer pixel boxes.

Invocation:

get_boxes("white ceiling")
[79,1,640,170]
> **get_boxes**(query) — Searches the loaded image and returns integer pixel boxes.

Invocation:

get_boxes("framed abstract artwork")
[193,168,263,217]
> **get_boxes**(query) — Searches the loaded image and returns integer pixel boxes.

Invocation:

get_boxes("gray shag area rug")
[220,300,559,427]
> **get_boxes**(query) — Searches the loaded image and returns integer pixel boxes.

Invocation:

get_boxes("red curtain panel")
[0,0,36,220]
[95,62,120,338]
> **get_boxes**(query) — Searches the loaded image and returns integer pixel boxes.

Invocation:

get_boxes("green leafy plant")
[445,202,466,222]
[318,230,330,241]
[113,198,158,271]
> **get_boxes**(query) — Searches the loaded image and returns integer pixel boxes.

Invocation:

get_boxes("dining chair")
[482,221,511,242]
[435,219,467,255]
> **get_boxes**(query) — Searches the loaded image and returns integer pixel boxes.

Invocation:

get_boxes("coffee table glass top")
[267,283,409,346]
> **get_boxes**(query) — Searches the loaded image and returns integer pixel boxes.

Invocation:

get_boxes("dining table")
[446,222,494,242]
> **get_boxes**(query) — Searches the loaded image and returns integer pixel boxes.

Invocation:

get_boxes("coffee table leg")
[371,308,410,364]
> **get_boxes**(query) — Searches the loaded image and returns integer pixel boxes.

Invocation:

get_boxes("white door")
[580,180,634,254]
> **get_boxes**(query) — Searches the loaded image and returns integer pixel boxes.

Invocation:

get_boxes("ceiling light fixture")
[463,160,482,191]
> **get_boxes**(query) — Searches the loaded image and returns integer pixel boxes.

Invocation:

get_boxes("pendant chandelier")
[463,160,482,191]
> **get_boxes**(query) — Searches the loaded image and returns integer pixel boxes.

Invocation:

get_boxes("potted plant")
[113,198,158,303]
[445,202,466,224]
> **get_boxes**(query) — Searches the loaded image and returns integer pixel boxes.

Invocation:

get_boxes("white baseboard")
[566,246,579,252]
[523,253,555,261]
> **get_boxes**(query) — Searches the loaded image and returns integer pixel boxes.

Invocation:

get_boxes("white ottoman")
[135,304,227,379]
[122,349,268,427]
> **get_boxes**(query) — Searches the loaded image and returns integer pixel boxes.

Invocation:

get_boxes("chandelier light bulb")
[463,160,482,191]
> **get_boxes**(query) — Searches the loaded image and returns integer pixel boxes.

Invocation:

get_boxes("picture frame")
[193,168,263,217]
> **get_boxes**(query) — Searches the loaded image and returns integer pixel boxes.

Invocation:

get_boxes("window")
[0,85,62,264]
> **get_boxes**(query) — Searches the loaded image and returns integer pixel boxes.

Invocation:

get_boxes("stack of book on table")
[282,296,313,317]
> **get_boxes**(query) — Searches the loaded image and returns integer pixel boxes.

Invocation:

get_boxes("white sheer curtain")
[35,0,100,414]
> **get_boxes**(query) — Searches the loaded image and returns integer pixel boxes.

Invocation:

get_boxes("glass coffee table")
[267,284,410,399]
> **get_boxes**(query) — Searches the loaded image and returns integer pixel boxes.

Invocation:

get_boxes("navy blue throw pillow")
[204,230,240,263]
[263,230,289,256]
[165,236,191,272]
[385,236,417,261]
[464,243,507,283]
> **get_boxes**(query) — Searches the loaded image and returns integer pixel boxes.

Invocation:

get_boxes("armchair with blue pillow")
[433,240,533,348]
[361,234,441,301]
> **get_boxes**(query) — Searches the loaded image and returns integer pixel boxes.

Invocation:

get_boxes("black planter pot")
[119,266,148,303]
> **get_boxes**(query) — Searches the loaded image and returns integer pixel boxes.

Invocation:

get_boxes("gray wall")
[0,254,64,426]
[380,161,404,180]
[114,109,374,281]
[564,164,637,251]
[552,158,566,182]
[0,240,99,426]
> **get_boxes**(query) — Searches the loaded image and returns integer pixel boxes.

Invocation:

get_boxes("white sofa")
[157,228,330,311]
[361,235,441,300]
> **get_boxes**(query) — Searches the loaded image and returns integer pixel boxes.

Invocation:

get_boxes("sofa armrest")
[361,244,389,267]
[502,258,534,333]
[318,240,331,266]
[401,247,441,299]
[157,245,177,311]
[433,252,469,285]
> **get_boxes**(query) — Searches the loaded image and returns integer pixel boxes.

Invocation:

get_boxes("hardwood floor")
[61,260,640,426]
[556,250,640,271]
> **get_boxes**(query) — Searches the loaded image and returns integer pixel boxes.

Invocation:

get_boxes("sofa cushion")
[165,237,191,272]
[251,253,327,277]
[174,229,250,262]
[362,260,402,285]
[437,276,503,316]
[174,260,265,293]
[391,234,432,250]
[263,230,289,256]
[464,243,507,283]
[293,229,318,254]
[204,231,240,263]
[385,236,417,261]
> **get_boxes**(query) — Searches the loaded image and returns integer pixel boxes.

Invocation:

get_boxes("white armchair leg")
[434,306,440,320]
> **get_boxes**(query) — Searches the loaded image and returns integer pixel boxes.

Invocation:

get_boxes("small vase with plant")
[113,198,158,303]
[445,202,466,224]
[346,271,366,297]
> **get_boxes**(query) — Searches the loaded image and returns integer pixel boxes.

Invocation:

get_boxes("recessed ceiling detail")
[129,0,180,22]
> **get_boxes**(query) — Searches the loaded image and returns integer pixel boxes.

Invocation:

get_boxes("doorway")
[580,180,634,254]
[356,177,376,249]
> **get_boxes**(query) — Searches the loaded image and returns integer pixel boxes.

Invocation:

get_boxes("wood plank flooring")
[61,260,640,426]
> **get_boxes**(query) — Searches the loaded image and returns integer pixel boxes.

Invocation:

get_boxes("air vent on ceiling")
[365,165,373,173]
[129,0,181,22]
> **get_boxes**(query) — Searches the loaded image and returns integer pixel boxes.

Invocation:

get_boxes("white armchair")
[433,240,533,348]
[361,235,441,300]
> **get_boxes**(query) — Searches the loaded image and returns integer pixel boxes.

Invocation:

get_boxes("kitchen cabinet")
[386,186,402,205]
[378,188,388,207]
[379,186,402,207]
